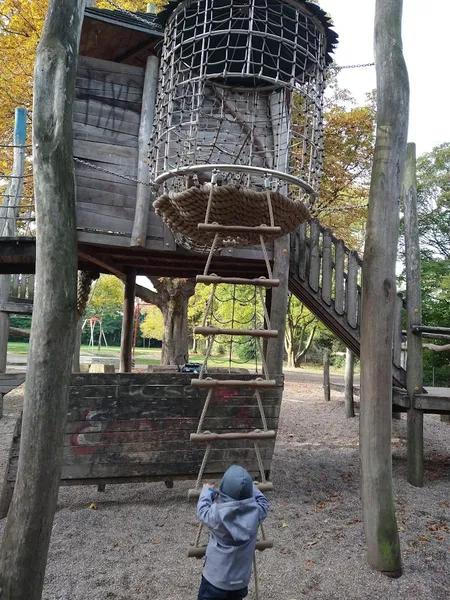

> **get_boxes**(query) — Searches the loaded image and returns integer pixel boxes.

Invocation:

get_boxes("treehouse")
[0,1,337,279]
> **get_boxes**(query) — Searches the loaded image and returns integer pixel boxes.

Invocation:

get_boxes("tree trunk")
[0,2,85,598]
[359,0,409,577]
[160,295,190,365]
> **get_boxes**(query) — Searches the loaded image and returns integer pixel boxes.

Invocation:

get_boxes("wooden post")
[120,269,136,372]
[403,143,424,486]
[131,55,159,247]
[323,349,331,402]
[344,348,355,417]
[0,107,27,236]
[266,236,289,377]
[0,2,86,598]
[0,108,27,377]
[359,0,408,577]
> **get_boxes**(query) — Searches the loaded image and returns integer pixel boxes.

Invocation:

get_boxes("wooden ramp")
[289,219,407,388]
[0,372,283,518]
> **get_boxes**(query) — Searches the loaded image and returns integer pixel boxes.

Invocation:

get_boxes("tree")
[285,294,317,367]
[316,90,376,249]
[87,274,124,318]
[135,278,196,365]
[0,1,85,597]
[415,143,450,260]
[140,304,164,342]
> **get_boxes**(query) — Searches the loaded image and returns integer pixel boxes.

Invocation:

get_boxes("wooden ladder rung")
[188,539,273,558]
[188,481,274,500]
[194,326,278,338]
[190,430,276,442]
[198,224,281,235]
[191,379,278,389]
[196,275,280,288]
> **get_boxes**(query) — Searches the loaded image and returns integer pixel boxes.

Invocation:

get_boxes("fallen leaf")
[281,520,288,528]
[89,503,97,510]
[418,535,430,542]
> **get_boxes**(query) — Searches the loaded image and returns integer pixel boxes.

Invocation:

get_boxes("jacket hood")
[215,497,261,543]
[219,465,253,503]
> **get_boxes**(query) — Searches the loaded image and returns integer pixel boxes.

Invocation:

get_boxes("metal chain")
[335,62,375,70]
[73,157,150,186]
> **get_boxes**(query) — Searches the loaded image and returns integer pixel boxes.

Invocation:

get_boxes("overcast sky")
[325,0,450,156]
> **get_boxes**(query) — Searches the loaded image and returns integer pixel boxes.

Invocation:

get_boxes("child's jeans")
[198,576,248,599]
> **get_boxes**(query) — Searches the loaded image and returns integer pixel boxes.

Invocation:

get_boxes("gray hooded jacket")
[197,465,270,591]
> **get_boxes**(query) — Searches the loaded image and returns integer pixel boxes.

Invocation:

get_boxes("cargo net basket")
[153,166,313,252]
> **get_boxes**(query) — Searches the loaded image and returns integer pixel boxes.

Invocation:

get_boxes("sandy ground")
[0,375,449,600]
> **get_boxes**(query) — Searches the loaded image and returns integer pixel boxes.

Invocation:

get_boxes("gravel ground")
[0,376,449,600]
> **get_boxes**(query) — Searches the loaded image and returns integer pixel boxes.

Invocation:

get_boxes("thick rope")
[203,234,219,276]
[199,335,216,379]
[77,271,99,317]
[258,287,272,331]
[202,283,218,326]
[256,338,270,381]
[254,389,268,431]
[153,184,310,249]
[265,188,274,228]
[259,236,273,280]
[194,522,204,548]
[254,442,267,483]
[197,390,214,434]
[195,443,212,490]
[253,554,260,600]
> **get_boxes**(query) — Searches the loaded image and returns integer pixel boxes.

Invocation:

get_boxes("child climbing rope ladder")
[196,466,270,600]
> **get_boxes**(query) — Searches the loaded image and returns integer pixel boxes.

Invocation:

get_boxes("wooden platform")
[0,372,283,517]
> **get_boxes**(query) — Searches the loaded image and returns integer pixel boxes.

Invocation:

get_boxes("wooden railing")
[290,218,406,385]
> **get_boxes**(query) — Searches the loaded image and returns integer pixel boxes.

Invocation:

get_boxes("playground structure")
[0,1,448,590]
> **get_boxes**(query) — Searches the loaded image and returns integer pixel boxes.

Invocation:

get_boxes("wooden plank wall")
[74,56,165,247]
[7,373,283,486]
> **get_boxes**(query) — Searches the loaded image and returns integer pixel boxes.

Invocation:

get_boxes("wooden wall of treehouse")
[73,55,166,249]
[0,374,282,509]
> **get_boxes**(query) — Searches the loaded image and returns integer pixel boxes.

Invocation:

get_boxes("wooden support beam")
[191,379,278,389]
[187,482,274,501]
[323,349,331,402]
[120,268,136,373]
[188,539,273,558]
[197,224,281,235]
[344,348,355,418]
[0,276,9,374]
[359,0,408,577]
[78,251,124,279]
[0,3,85,597]
[412,325,450,335]
[190,430,276,442]
[131,55,159,247]
[194,326,278,339]
[266,236,290,378]
[403,144,424,487]
[196,275,280,288]
[0,302,33,315]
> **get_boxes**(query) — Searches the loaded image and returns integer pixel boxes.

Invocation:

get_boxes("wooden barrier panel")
[1,373,283,516]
